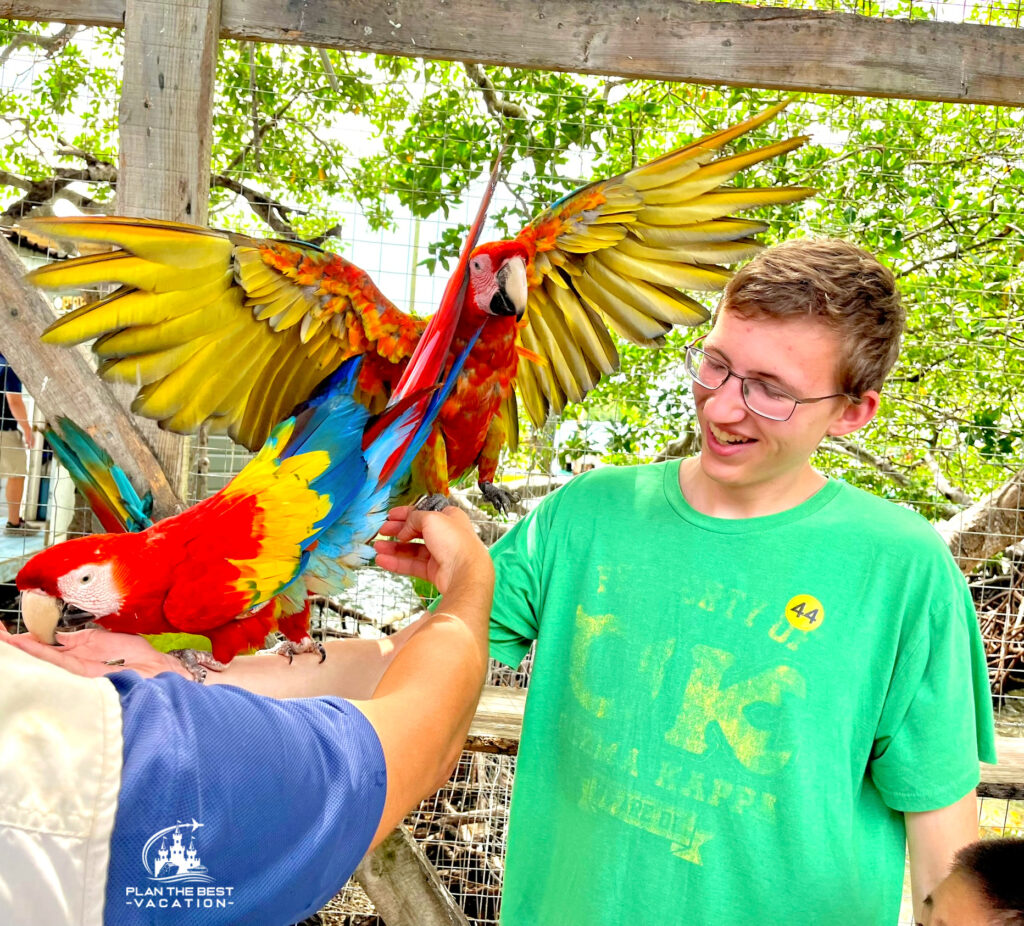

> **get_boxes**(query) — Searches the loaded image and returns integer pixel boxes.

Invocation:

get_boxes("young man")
[488,238,996,924]
[0,505,492,926]
[921,838,1024,925]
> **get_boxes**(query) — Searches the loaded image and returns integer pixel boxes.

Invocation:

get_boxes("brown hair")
[952,839,1024,924]
[719,237,904,395]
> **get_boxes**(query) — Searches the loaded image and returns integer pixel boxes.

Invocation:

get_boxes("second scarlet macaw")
[25,102,811,511]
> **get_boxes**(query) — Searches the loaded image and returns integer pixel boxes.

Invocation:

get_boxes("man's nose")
[704,372,748,420]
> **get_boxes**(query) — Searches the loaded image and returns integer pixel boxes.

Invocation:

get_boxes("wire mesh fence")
[2,3,1024,922]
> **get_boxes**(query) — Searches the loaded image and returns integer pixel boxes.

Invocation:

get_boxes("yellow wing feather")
[513,101,814,427]
[23,216,417,451]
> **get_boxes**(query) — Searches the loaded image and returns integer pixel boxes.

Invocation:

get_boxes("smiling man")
[488,238,996,925]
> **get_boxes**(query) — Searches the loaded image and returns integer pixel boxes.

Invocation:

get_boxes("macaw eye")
[472,260,482,271]
[80,574,92,584]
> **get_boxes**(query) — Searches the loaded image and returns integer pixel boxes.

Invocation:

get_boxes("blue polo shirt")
[104,672,386,924]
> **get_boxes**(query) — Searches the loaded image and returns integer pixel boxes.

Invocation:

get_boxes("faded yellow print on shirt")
[567,570,810,866]
[665,644,806,774]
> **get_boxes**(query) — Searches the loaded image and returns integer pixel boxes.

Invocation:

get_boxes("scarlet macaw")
[24,102,811,512]
[17,348,473,678]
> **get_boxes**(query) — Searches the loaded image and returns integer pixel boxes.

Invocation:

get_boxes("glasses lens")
[687,348,728,389]
[743,379,797,421]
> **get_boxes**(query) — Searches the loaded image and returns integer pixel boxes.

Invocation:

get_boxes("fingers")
[373,538,433,581]
[378,505,473,542]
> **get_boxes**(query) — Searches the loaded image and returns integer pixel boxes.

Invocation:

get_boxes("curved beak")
[20,589,98,644]
[20,590,63,644]
[490,257,528,320]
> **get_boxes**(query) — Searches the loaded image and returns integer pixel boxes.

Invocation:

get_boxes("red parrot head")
[16,534,137,642]
[465,240,530,324]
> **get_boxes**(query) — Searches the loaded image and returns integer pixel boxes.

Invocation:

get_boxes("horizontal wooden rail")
[466,686,1024,799]
[4,0,1024,106]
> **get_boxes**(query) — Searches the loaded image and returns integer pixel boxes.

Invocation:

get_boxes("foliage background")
[3,12,1022,523]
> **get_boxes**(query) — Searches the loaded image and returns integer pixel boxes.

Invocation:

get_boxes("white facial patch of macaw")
[55,561,122,617]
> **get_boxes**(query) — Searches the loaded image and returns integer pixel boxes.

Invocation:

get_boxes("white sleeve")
[0,644,123,926]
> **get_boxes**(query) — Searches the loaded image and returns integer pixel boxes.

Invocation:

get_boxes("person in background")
[920,838,1024,925]
[0,352,38,535]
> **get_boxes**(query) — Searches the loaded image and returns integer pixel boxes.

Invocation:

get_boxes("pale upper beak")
[492,257,528,320]
[21,589,62,644]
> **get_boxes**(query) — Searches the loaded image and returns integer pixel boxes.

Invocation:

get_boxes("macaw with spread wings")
[25,102,811,512]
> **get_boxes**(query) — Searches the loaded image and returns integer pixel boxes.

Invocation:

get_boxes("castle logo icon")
[142,819,214,884]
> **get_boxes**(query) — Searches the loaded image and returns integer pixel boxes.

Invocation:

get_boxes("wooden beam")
[5,0,1024,107]
[355,825,470,926]
[465,685,524,756]
[0,0,124,27]
[466,687,1024,796]
[112,0,222,503]
[0,234,182,516]
[979,735,1024,800]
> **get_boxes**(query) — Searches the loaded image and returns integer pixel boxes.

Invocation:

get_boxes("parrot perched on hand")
[16,350,468,678]
[24,102,812,512]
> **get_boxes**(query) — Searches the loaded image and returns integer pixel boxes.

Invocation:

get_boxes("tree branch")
[897,223,1013,277]
[0,23,79,67]
[209,173,300,235]
[937,466,1024,575]
[923,450,973,507]
[463,63,529,122]
[821,435,913,487]
[0,162,118,224]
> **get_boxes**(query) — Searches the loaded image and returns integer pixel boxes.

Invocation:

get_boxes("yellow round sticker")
[785,594,825,632]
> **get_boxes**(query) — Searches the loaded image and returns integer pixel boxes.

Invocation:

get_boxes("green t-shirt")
[489,461,996,925]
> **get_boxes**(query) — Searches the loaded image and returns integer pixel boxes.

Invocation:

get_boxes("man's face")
[693,309,872,495]
[920,870,994,926]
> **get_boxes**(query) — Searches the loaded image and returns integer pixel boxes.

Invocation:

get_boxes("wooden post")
[355,825,471,926]
[114,0,223,502]
[8,0,1024,107]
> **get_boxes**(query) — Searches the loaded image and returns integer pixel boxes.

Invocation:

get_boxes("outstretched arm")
[356,505,493,841]
[906,790,979,919]
[0,506,493,925]
[2,506,491,702]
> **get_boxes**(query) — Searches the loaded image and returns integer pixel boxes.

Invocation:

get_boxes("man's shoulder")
[829,479,950,554]
[540,460,671,515]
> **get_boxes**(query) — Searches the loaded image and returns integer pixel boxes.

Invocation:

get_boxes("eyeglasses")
[684,339,857,422]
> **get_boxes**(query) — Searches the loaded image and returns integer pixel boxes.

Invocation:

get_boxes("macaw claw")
[168,648,227,683]
[266,637,327,664]
[478,480,520,515]
[415,493,453,512]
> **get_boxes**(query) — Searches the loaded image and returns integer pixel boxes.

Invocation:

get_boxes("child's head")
[921,839,1024,926]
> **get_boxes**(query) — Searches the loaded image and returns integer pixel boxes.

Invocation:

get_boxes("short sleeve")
[105,671,387,925]
[489,489,564,669]
[870,577,997,812]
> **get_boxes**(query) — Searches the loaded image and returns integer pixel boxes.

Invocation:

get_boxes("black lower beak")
[489,289,520,318]
[60,600,98,629]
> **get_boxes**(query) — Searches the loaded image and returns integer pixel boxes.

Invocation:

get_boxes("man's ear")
[827,390,880,437]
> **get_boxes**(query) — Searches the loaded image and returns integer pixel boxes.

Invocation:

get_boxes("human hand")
[20,426,32,450]
[374,505,493,598]
[0,624,191,679]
